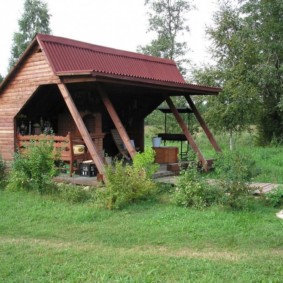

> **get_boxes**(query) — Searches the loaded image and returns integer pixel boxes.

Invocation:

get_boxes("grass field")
[1,129,283,281]
[1,190,283,282]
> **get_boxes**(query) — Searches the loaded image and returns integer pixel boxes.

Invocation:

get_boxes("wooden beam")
[57,83,105,174]
[185,95,221,153]
[97,85,137,159]
[165,97,208,171]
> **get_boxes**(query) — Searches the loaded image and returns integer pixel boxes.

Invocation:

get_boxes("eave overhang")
[57,71,222,96]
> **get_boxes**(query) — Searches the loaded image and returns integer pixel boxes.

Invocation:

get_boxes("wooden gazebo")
[0,34,221,176]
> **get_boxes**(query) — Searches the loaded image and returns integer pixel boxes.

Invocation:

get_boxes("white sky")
[0,0,218,76]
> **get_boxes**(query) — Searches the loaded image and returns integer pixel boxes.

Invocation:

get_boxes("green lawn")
[1,190,283,282]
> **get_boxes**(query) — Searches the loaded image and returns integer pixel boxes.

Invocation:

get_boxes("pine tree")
[9,0,51,70]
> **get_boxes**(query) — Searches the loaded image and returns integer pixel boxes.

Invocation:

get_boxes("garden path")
[155,176,281,194]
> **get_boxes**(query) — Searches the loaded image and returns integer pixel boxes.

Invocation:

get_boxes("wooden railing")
[17,132,87,176]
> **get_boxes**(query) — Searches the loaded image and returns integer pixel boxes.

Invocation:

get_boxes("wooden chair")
[110,129,132,160]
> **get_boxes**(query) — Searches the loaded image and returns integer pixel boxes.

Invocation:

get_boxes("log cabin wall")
[0,45,60,162]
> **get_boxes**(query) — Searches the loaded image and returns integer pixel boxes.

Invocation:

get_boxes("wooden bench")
[17,132,87,176]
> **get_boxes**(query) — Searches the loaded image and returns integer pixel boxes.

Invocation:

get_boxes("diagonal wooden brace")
[165,96,208,171]
[185,95,221,153]
[97,85,137,159]
[58,83,105,175]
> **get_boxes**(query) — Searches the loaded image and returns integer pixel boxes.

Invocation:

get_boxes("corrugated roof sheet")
[37,34,186,84]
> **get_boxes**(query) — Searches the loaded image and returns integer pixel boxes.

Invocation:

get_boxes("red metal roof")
[0,34,221,95]
[37,34,186,84]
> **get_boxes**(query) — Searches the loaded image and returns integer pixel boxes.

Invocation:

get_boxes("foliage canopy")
[9,0,51,70]
[193,0,283,145]
[138,0,193,75]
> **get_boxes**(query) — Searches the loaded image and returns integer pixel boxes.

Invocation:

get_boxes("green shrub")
[7,138,57,194]
[173,165,221,209]
[214,150,257,182]
[132,148,159,178]
[214,150,258,210]
[97,152,158,210]
[0,155,6,189]
[265,187,283,208]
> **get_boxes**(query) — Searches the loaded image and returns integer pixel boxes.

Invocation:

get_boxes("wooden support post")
[97,85,137,159]
[165,96,208,171]
[57,83,105,175]
[185,95,221,153]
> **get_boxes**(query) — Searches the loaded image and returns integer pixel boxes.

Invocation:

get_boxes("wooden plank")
[60,77,97,84]
[98,85,137,159]
[57,83,105,174]
[185,95,221,153]
[15,67,55,76]
[17,64,54,73]
[7,76,60,88]
[165,96,208,171]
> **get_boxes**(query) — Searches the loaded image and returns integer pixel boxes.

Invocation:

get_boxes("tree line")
[141,0,283,147]
[193,0,283,146]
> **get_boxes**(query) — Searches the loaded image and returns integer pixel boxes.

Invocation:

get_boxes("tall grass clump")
[97,150,158,210]
[7,139,57,194]
[214,150,259,210]
[55,183,96,204]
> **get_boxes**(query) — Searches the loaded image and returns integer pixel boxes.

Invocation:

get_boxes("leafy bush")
[265,187,283,208]
[97,152,158,210]
[173,165,221,209]
[214,150,258,182]
[214,150,258,210]
[7,139,57,194]
[132,148,159,178]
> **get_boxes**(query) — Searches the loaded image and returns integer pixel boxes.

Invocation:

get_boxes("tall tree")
[241,0,283,144]
[139,0,194,132]
[0,74,3,83]
[9,0,51,70]
[138,0,193,75]
[193,1,259,149]
[193,0,283,147]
